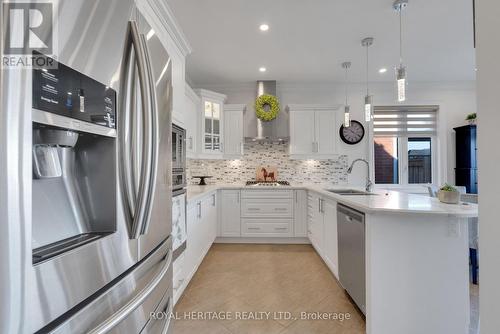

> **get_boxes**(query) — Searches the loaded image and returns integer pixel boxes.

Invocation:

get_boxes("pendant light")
[394,0,408,102]
[342,62,351,127]
[362,37,374,122]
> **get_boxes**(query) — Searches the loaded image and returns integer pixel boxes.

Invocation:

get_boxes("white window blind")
[373,106,438,137]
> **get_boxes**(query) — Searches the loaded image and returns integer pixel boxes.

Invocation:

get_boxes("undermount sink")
[326,189,377,196]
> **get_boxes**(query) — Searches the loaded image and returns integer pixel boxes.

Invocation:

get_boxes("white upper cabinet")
[315,110,337,155]
[196,89,227,159]
[288,105,340,159]
[184,84,200,158]
[223,104,245,158]
[289,109,316,155]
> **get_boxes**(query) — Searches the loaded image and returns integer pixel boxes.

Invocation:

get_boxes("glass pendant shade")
[364,95,373,122]
[397,65,406,102]
[344,105,351,127]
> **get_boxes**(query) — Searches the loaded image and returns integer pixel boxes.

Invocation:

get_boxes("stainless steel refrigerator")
[0,1,173,333]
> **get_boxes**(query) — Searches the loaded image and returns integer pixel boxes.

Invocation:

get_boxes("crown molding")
[195,89,228,103]
[137,0,193,57]
[287,104,342,111]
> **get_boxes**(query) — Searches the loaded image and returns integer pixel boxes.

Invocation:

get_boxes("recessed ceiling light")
[259,24,269,32]
[259,67,267,72]
[379,68,387,74]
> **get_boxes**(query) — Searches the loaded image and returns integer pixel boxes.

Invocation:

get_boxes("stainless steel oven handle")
[140,33,159,236]
[87,249,172,334]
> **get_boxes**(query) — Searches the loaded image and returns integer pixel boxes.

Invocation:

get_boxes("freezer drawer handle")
[87,249,173,334]
[160,297,173,334]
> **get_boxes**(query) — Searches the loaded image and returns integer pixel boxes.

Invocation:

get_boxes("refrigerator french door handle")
[119,23,136,226]
[139,33,159,236]
[87,249,173,334]
[118,21,153,239]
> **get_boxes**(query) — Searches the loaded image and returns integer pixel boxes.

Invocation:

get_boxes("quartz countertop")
[186,184,478,218]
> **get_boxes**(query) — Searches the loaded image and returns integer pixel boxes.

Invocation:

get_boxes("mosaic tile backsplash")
[187,142,349,185]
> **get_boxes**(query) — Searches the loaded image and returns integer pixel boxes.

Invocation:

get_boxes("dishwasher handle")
[337,204,365,223]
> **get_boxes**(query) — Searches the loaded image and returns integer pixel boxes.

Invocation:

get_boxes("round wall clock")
[339,120,365,145]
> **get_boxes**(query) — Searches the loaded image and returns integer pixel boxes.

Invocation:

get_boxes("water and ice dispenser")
[31,57,118,263]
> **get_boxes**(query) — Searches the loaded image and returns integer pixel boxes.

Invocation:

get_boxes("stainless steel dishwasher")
[338,204,366,315]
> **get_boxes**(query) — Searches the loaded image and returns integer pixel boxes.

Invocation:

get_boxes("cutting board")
[256,166,278,181]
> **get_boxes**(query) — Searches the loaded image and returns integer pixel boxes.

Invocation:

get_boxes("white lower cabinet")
[307,191,339,278]
[294,190,308,237]
[308,191,324,253]
[174,191,218,305]
[322,198,339,278]
[219,190,241,237]
[241,190,294,237]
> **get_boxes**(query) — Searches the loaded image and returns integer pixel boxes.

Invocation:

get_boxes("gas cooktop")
[245,181,291,187]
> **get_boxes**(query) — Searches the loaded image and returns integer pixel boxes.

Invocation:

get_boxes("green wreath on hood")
[255,94,280,122]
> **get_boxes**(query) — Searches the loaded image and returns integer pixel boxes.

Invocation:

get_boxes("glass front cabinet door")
[197,89,227,157]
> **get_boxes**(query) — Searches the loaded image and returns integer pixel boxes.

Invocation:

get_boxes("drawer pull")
[248,227,261,231]
[274,227,287,231]
[274,208,288,211]
[248,208,261,211]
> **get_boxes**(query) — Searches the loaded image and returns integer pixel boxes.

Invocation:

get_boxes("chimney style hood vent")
[245,81,289,143]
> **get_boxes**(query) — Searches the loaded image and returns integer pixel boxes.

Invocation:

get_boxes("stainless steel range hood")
[245,81,289,143]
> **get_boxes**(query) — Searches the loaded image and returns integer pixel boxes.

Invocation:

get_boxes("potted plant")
[466,112,477,125]
[437,184,461,204]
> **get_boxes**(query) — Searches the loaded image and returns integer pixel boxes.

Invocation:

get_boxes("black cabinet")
[454,125,477,194]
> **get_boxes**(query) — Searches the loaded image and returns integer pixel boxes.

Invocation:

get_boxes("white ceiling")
[168,0,476,85]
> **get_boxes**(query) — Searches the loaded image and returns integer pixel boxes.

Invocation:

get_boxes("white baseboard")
[214,237,311,244]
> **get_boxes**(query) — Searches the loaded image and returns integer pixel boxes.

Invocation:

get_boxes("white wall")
[198,81,476,186]
[475,1,500,332]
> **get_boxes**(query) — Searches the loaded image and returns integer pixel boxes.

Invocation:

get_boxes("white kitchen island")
[183,184,478,334]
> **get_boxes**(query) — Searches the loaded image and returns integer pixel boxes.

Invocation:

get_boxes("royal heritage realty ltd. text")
[150,311,352,322]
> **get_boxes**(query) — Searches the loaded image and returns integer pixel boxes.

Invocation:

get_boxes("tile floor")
[173,244,365,334]
[173,243,480,334]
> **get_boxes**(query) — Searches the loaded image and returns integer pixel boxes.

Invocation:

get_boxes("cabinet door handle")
[318,198,321,213]
[212,193,216,206]
[197,202,202,218]
[237,192,240,203]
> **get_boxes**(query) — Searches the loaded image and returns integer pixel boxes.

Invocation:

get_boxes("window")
[408,138,432,184]
[373,106,438,185]
[374,137,399,184]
